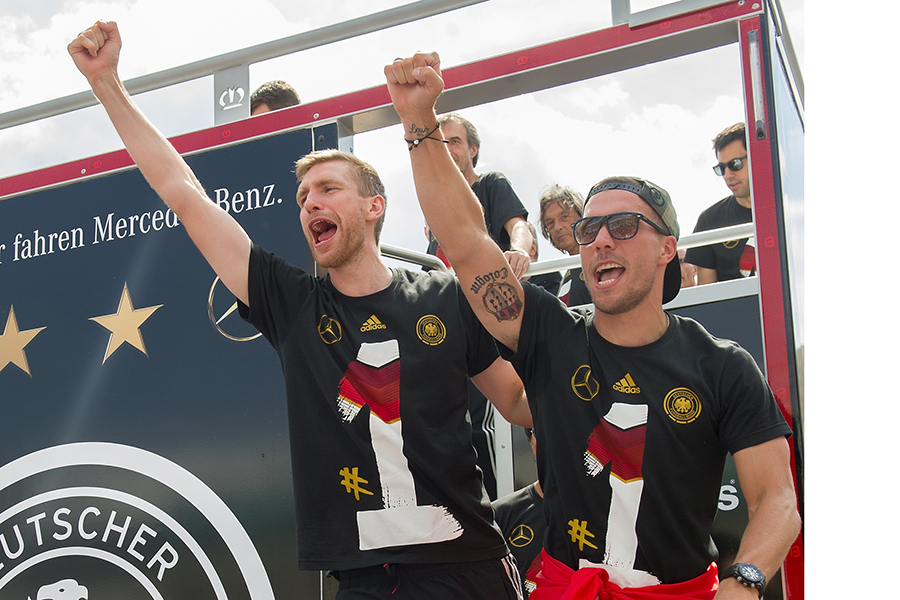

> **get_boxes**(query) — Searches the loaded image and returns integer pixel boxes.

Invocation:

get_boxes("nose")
[587,221,616,249]
[303,190,323,213]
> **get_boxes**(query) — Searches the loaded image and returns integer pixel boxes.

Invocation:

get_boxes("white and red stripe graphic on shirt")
[337,340,462,551]
[582,402,652,579]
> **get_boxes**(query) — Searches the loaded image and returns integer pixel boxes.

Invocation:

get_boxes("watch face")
[738,563,764,583]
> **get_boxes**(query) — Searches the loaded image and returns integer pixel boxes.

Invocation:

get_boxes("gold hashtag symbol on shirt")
[567,518,598,551]
[339,466,374,501]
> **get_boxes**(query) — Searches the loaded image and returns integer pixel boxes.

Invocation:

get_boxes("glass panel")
[768,8,805,414]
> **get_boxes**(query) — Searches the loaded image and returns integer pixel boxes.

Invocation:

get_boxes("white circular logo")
[0,443,274,599]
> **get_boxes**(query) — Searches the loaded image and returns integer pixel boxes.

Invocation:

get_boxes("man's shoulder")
[473,171,515,195]
[523,280,591,323]
[669,313,753,361]
[249,243,314,282]
[698,195,736,218]
[393,266,460,295]
[472,172,526,222]
[474,171,511,185]
[694,195,752,231]
[491,483,538,512]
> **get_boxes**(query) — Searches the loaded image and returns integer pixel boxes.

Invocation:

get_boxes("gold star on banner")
[90,283,163,365]
[0,305,46,377]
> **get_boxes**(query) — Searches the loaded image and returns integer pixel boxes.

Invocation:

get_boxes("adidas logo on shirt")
[613,373,641,394]
[360,315,387,332]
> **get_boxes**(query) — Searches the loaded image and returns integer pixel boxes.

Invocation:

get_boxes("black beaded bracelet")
[404,123,449,151]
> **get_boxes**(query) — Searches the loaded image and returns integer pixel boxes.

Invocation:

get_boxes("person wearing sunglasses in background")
[684,123,757,285]
[386,51,800,600]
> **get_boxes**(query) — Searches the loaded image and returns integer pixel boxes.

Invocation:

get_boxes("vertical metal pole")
[747,30,768,139]
[493,406,515,498]
[611,0,632,25]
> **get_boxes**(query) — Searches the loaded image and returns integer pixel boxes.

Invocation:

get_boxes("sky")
[0,0,804,264]
[5,1,894,597]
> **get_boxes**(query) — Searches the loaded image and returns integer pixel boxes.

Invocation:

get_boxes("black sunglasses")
[571,212,669,245]
[712,155,748,176]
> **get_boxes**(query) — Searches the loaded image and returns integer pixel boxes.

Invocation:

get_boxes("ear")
[469,144,478,161]
[659,236,677,267]
[365,194,386,222]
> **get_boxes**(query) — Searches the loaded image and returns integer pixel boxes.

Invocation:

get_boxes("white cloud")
[0,0,801,261]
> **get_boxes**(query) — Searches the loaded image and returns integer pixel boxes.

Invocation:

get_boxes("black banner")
[0,127,329,598]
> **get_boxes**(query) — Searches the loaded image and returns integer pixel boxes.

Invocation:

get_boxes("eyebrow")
[298,176,345,195]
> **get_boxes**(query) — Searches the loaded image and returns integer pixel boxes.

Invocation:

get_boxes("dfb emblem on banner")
[0,443,275,600]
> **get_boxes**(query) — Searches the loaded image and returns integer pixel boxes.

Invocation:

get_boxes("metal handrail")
[380,243,448,271]
[0,0,485,131]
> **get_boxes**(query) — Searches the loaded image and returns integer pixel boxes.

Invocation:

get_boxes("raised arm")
[68,21,251,305]
[385,53,524,352]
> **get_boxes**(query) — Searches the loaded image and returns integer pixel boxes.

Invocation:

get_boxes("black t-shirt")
[528,271,562,296]
[558,267,592,307]
[683,195,756,281]
[239,244,509,570]
[492,483,545,597]
[500,284,791,585]
[427,171,528,255]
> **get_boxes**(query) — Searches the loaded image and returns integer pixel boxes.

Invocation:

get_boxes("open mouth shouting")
[595,261,625,288]
[308,217,338,247]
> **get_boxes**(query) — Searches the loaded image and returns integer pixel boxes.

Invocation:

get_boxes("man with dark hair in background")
[684,122,756,285]
[250,79,300,115]
[426,112,534,279]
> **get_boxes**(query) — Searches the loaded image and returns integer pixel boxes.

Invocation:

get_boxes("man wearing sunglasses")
[387,52,800,600]
[684,123,757,285]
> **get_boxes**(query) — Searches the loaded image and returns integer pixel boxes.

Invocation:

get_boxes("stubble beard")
[588,260,657,316]
[307,210,369,271]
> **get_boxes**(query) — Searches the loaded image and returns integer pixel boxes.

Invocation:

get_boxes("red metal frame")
[0,0,760,200]
[738,15,803,600]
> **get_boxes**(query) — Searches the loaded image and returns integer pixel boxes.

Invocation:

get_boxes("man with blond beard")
[69,21,528,599]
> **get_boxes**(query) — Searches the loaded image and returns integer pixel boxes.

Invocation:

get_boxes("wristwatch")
[720,562,766,598]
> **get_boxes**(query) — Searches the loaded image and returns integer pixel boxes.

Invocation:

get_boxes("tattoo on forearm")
[470,267,509,294]
[482,282,522,323]
[471,268,522,322]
